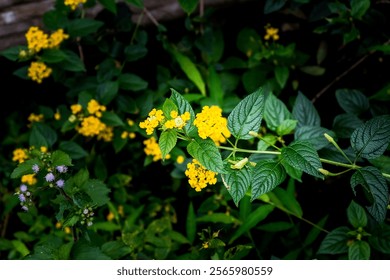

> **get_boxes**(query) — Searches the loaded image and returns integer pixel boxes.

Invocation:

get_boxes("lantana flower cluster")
[64,0,87,10]
[23,26,69,83]
[185,159,217,192]
[193,105,231,145]
[139,104,230,191]
[69,99,114,142]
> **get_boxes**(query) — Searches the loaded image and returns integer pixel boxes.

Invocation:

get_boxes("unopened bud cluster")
[79,206,95,227]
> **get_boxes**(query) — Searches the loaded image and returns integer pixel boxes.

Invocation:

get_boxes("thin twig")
[143,7,159,27]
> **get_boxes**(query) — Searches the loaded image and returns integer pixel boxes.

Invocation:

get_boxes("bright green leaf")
[276,119,297,136]
[101,111,125,127]
[172,51,206,96]
[300,65,325,76]
[10,159,41,179]
[162,98,178,118]
[170,88,196,134]
[187,138,225,173]
[186,202,196,244]
[159,130,177,160]
[350,0,370,19]
[52,150,72,167]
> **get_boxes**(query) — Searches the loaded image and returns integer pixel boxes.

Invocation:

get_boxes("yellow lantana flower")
[164,111,191,130]
[264,26,279,41]
[77,116,106,137]
[64,0,87,10]
[143,137,170,161]
[185,159,217,192]
[25,26,49,53]
[193,105,231,145]
[12,148,28,163]
[21,174,37,186]
[28,61,52,84]
[139,109,165,135]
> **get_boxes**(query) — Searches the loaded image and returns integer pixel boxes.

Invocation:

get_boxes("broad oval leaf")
[348,240,370,260]
[118,73,148,91]
[221,168,252,206]
[170,88,196,134]
[350,115,390,160]
[281,140,324,179]
[295,126,335,150]
[67,19,104,37]
[159,130,177,160]
[347,200,368,228]
[292,91,320,128]
[264,92,293,131]
[317,226,350,255]
[251,160,286,201]
[332,113,363,138]
[336,89,369,115]
[187,138,225,173]
[227,88,265,140]
[172,51,205,96]
[178,0,199,14]
[350,166,389,223]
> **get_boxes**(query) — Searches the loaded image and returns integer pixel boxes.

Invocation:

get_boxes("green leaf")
[369,224,390,254]
[350,167,389,223]
[274,66,289,89]
[159,130,177,160]
[1,45,26,61]
[251,160,286,202]
[317,226,350,255]
[170,88,196,134]
[11,240,30,257]
[369,83,390,101]
[350,0,370,19]
[349,240,370,260]
[257,134,278,151]
[187,138,225,173]
[178,0,199,14]
[124,44,148,62]
[303,215,328,247]
[197,213,239,224]
[51,150,72,167]
[221,168,252,206]
[41,49,67,63]
[227,88,265,140]
[124,0,144,8]
[59,141,88,160]
[59,50,85,72]
[98,0,117,14]
[72,240,111,260]
[101,241,131,259]
[300,65,325,76]
[294,126,335,150]
[276,119,297,136]
[172,51,206,96]
[186,202,196,244]
[101,111,125,127]
[264,0,287,14]
[271,186,303,218]
[264,92,293,131]
[292,91,321,128]
[369,156,390,175]
[67,19,104,37]
[347,200,367,228]
[207,66,224,106]
[336,89,369,115]
[162,98,178,118]
[281,140,324,179]
[282,161,302,182]
[96,81,119,105]
[229,204,274,244]
[350,115,390,160]
[10,158,41,179]
[29,123,57,148]
[81,179,110,207]
[332,113,363,138]
[118,73,148,91]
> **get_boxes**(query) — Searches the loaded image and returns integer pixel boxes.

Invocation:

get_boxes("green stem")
[218,145,281,155]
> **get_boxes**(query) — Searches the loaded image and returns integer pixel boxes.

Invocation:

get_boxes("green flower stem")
[324,133,353,164]
[217,145,281,155]
[217,145,390,178]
